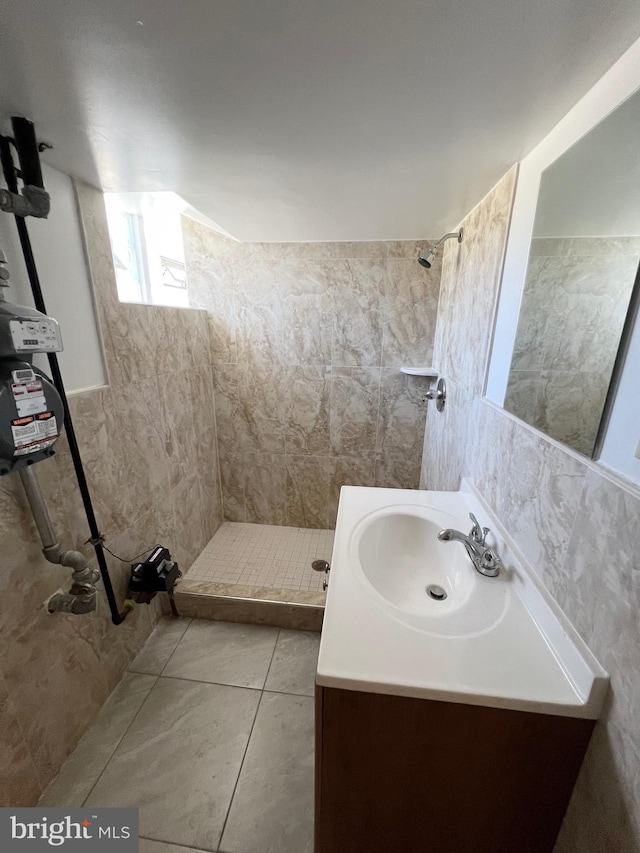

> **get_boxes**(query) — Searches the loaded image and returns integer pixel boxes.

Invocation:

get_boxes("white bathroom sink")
[355,508,510,637]
[317,484,609,719]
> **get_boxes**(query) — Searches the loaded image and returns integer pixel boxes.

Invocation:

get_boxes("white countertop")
[316,484,608,719]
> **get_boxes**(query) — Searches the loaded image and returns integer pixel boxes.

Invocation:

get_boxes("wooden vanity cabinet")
[315,686,594,853]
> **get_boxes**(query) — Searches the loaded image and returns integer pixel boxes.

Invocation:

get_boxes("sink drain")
[426,584,447,601]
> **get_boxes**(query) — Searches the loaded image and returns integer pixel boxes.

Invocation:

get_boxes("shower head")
[418,250,435,269]
[418,228,463,269]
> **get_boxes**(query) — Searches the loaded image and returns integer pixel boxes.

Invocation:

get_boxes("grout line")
[262,628,281,690]
[157,618,195,677]
[157,673,315,700]
[373,365,383,466]
[140,837,218,853]
[128,617,193,678]
[81,675,160,807]
[217,688,266,847]
[210,367,226,525]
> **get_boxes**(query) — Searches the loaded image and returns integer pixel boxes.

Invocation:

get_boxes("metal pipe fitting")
[41,544,98,583]
[47,586,97,615]
[19,466,100,614]
[58,548,89,571]
[0,186,50,218]
[19,466,57,547]
[66,559,100,588]
[59,549,98,583]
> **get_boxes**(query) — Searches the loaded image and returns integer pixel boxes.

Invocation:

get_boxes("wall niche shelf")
[400,367,438,377]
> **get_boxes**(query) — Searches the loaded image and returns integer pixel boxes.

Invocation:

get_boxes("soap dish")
[399,367,438,377]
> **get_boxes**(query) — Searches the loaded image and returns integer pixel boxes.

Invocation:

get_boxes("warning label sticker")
[11,412,58,456]
[11,378,47,417]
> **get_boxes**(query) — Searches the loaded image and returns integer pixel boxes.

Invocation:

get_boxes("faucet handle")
[478,547,502,577]
[468,513,487,544]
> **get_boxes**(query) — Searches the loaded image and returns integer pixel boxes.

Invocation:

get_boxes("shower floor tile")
[186,522,335,594]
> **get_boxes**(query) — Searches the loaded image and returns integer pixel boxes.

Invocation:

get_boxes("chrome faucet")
[437,513,502,578]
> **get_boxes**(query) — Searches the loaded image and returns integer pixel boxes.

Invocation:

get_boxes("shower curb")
[169,582,324,631]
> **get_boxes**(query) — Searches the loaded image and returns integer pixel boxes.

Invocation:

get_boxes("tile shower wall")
[183,220,442,527]
[0,183,223,807]
[420,167,640,851]
[505,236,640,455]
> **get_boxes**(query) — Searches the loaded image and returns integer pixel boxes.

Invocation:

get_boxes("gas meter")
[0,251,64,475]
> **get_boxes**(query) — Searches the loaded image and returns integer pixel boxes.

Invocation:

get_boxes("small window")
[113,212,151,303]
[105,192,190,307]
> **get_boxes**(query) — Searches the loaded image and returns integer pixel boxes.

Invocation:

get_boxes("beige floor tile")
[220,692,314,853]
[39,672,157,807]
[86,678,259,851]
[129,618,192,676]
[162,620,279,689]
[264,630,320,697]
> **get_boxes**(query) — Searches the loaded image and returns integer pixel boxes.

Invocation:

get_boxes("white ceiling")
[1,0,640,242]
[533,86,640,237]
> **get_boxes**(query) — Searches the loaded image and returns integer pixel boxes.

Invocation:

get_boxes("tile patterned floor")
[186,522,335,593]
[40,618,319,853]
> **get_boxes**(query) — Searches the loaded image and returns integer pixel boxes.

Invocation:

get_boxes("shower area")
[177,217,443,623]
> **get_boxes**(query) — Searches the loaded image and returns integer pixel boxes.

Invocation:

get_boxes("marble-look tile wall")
[420,166,640,850]
[419,169,517,492]
[505,236,640,455]
[183,220,441,527]
[0,183,223,807]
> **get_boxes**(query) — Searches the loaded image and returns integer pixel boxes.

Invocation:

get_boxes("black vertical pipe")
[0,135,127,625]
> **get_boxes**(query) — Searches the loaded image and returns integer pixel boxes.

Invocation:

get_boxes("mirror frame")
[486,38,640,471]
[593,268,640,456]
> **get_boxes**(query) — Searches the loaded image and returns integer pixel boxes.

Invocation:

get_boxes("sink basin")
[353,507,510,637]
[317,485,609,719]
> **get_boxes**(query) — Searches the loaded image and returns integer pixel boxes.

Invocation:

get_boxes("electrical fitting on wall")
[0,249,182,615]
[0,249,64,474]
[0,245,101,615]
[0,116,106,616]
[0,115,181,622]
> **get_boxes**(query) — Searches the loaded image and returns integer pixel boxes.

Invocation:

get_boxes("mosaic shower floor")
[186,521,335,595]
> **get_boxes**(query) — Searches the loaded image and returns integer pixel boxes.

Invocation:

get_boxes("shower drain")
[426,584,447,601]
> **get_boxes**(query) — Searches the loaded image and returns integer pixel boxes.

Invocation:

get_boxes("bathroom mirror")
[500,87,640,457]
